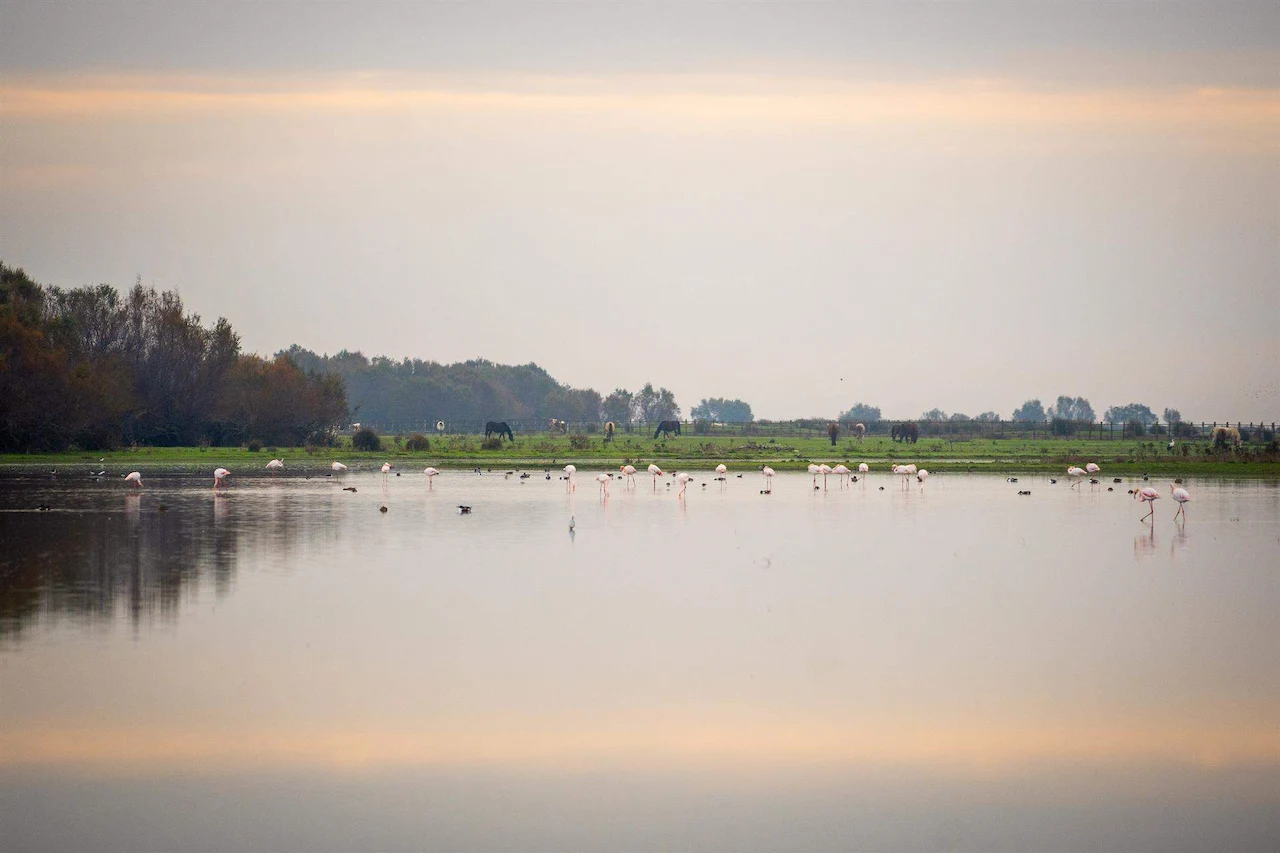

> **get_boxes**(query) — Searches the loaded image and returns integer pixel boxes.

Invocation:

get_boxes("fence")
[349,419,1279,443]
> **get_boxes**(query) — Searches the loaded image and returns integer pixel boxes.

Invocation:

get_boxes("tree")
[1048,395,1094,422]
[1012,399,1047,422]
[839,402,881,422]
[636,382,680,423]
[975,411,1001,422]
[1163,407,1183,425]
[948,412,970,422]
[1103,403,1157,425]
[919,408,947,421]
[601,388,636,425]
[690,397,753,422]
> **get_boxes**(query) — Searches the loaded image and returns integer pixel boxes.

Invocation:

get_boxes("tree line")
[0,264,346,451]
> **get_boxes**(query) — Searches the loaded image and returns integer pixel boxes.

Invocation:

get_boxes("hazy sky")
[2,1,1277,420]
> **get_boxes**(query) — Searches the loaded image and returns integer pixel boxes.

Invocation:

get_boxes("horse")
[548,418,567,434]
[484,421,515,442]
[851,422,866,441]
[654,420,681,439]
[891,422,920,443]
[604,421,616,443]
[827,422,840,446]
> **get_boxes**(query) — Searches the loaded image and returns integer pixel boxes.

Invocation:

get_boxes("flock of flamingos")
[114,456,1193,523]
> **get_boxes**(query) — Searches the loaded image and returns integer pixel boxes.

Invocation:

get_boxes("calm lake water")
[2,468,1278,851]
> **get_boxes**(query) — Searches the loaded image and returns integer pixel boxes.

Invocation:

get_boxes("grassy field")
[4,433,1278,476]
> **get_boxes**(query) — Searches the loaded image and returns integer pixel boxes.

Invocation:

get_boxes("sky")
[2,0,1277,421]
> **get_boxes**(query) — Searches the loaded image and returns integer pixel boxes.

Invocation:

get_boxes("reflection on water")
[1,471,1278,851]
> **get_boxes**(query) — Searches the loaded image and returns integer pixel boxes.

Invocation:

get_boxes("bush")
[247,438,263,452]
[405,433,431,452]
[569,434,591,451]
[352,427,381,452]
[480,437,503,451]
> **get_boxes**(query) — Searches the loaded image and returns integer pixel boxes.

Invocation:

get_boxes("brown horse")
[827,422,840,446]
[891,422,919,443]
[850,422,866,441]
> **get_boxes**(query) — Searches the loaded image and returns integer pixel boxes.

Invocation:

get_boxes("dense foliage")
[839,402,882,422]
[0,264,346,451]
[690,397,753,423]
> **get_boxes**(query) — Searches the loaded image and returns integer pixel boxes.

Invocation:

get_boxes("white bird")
[1134,485,1160,521]
[832,464,850,487]
[761,465,775,492]
[381,463,392,475]
[818,463,833,490]
[675,471,691,497]
[1067,466,1087,488]
[1170,483,1191,520]
[331,461,348,472]
[568,515,576,532]
[807,463,821,487]
[596,473,610,496]
[423,467,439,488]
[647,463,663,488]
[858,463,869,474]
[917,469,930,489]
[1085,462,1100,475]
[619,464,637,487]
[266,459,284,474]
[715,463,728,482]
[124,471,142,488]
[213,467,230,489]
[564,464,577,492]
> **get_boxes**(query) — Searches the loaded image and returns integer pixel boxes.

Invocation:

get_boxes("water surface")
[2,469,1278,851]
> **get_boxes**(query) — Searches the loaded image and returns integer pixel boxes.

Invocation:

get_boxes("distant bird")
[832,464,850,487]
[564,464,577,492]
[858,463,869,475]
[917,469,929,489]
[1067,466,1086,488]
[807,463,821,488]
[124,471,142,488]
[1086,462,1100,475]
[381,463,392,475]
[568,516,575,533]
[1170,483,1191,520]
[1134,486,1161,522]
[423,467,439,488]
[596,473,610,496]
[1048,478,1057,484]
[457,505,472,514]
[620,464,637,487]
[1018,490,1031,495]
[213,467,230,489]
[331,461,348,472]
[818,463,833,490]
[760,465,775,493]
[715,463,728,482]
[266,459,284,475]
[675,471,691,497]
[379,505,388,513]
[648,463,663,488]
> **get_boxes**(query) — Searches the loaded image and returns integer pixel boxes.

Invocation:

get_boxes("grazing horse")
[827,422,840,446]
[548,418,567,434]
[851,422,866,441]
[484,421,515,442]
[604,421,616,443]
[654,420,681,439]
[891,422,920,443]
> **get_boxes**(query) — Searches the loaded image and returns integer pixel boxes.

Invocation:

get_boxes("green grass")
[4,434,1278,476]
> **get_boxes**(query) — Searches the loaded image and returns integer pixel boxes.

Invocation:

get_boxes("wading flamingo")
[761,466,775,492]
[213,468,230,489]
[1134,486,1160,522]
[832,464,850,487]
[807,463,821,488]
[381,463,392,475]
[597,473,610,496]
[620,464,637,487]
[564,464,577,492]
[675,471,691,497]
[917,469,929,489]
[331,461,347,472]
[648,463,663,488]
[1067,466,1087,488]
[266,459,284,475]
[715,463,727,481]
[124,471,142,488]
[423,467,439,488]
[1170,483,1191,520]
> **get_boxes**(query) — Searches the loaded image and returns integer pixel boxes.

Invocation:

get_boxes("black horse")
[891,422,920,443]
[484,421,515,442]
[654,420,681,439]
[827,422,840,446]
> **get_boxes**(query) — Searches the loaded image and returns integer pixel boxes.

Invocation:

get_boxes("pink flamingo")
[807,463,820,488]
[597,473,610,496]
[266,459,284,475]
[917,469,929,489]
[818,463,833,490]
[124,471,142,488]
[715,463,727,481]
[331,461,348,472]
[1134,485,1160,522]
[648,463,663,489]
[1170,483,1191,520]
[675,471,691,497]
[832,464,850,487]
[761,466,775,492]
[213,467,230,489]
[564,464,577,492]
[620,464,637,487]
[1067,466,1087,489]
[423,467,439,488]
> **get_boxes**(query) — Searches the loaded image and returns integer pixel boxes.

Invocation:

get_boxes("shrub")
[405,433,431,452]
[569,434,591,451]
[352,427,381,452]
[247,438,263,452]
[481,437,503,451]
